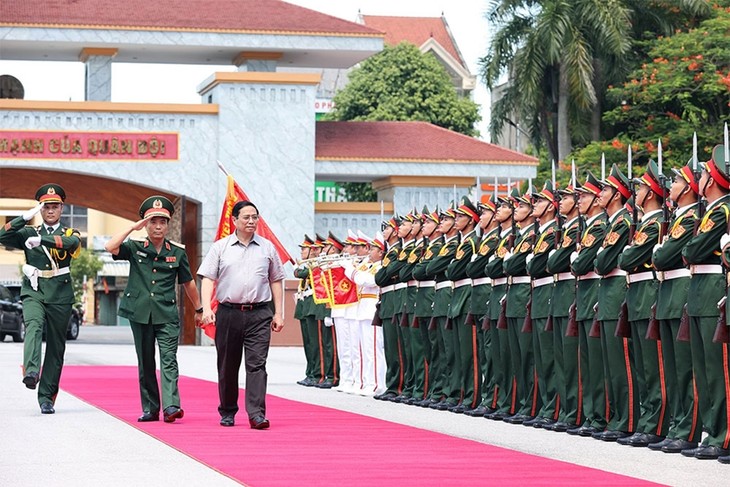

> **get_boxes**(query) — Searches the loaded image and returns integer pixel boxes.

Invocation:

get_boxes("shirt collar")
[538,219,554,233]
[641,208,662,222]
[229,233,262,246]
[675,202,697,217]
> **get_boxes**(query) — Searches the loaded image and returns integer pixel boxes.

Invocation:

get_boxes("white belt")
[435,281,452,290]
[419,280,436,288]
[578,271,600,281]
[627,271,655,284]
[472,277,491,286]
[492,277,508,286]
[532,276,554,288]
[301,289,314,297]
[407,280,418,287]
[381,285,395,294]
[604,268,627,278]
[394,283,408,290]
[38,267,70,278]
[691,264,723,275]
[453,278,472,288]
[510,276,531,285]
[660,268,691,281]
[555,272,574,282]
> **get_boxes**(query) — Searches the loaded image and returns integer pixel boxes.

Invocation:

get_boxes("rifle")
[411,314,420,328]
[646,155,669,341]
[444,316,453,330]
[428,316,438,331]
[676,304,690,342]
[645,303,660,340]
[521,296,533,333]
[565,302,578,337]
[371,301,383,327]
[714,296,729,344]
[615,300,632,338]
[588,303,601,338]
[399,311,409,328]
[465,312,476,327]
[496,295,508,329]
[481,315,491,331]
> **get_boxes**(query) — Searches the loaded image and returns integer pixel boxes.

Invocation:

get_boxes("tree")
[327,42,480,136]
[70,248,102,303]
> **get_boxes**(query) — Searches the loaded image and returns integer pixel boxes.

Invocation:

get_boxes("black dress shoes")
[315,379,336,389]
[597,430,630,442]
[375,392,397,401]
[661,439,697,454]
[680,447,702,457]
[647,437,674,451]
[694,445,730,459]
[297,377,317,387]
[487,410,510,421]
[718,455,730,464]
[465,406,489,417]
[503,414,530,425]
[418,398,440,408]
[23,372,39,390]
[576,425,599,437]
[449,404,467,414]
[220,416,235,427]
[40,402,55,414]
[138,411,159,422]
[617,432,645,446]
[249,415,270,430]
[548,421,572,433]
[163,406,184,423]
[619,432,664,447]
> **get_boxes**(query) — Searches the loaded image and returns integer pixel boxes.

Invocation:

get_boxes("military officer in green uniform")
[681,145,730,460]
[465,195,501,417]
[445,197,481,413]
[105,196,202,422]
[524,181,559,428]
[567,172,607,437]
[503,189,538,424]
[313,233,338,389]
[650,162,700,453]
[293,235,325,386]
[594,164,637,442]
[0,184,80,414]
[545,179,581,432]
[484,188,520,420]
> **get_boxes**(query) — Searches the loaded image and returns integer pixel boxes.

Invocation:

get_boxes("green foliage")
[70,248,102,303]
[341,182,377,202]
[327,43,480,136]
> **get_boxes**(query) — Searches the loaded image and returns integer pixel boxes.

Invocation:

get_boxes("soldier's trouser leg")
[333,318,352,386]
[397,316,413,397]
[321,320,338,382]
[409,317,428,399]
[632,319,669,436]
[600,320,638,433]
[427,319,444,400]
[299,318,315,380]
[348,318,362,388]
[509,317,538,416]
[21,297,47,376]
[130,320,161,413]
[579,319,607,429]
[374,325,386,392]
[35,302,72,406]
[479,325,494,407]
[496,325,514,413]
[305,316,323,382]
[456,315,480,409]
[662,318,701,442]
[155,321,182,410]
[441,318,459,403]
[557,316,580,425]
[534,317,558,420]
[689,316,730,448]
[382,317,402,394]
[358,319,375,391]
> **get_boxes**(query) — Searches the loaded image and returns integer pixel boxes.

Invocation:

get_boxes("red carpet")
[61,366,663,487]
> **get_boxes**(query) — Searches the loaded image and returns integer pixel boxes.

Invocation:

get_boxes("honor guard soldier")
[424,204,460,410]
[484,188,520,420]
[617,161,668,447]
[567,171,608,436]
[374,217,404,401]
[545,178,581,432]
[446,197,481,413]
[681,145,730,460]
[411,207,446,407]
[502,188,538,424]
[0,184,80,414]
[465,195,501,417]
[650,162,700,453]
[314,233,339,389]
[294,235,319,387]
[594,164,637,442]
[525,181,560,428]
[105,196,203,423]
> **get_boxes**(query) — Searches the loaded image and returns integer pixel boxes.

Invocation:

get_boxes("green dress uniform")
[375,239,404,396]
[446,226,480,410]
[0,213,80,407]
[653,202,701,446]
[527,218,558,422]
[399,237,426,401]
[115,236,193,414]
[466,225,501,413]
[293,264,323,384]
[392,238,416,400]
[485,228,515,415]
[503,221,538,419]
[595,203,638,436]
[425,233,460,407]
[683,190,730,453]
[619,206,667,441]
[546,215,581,428]
[412,233,445,404]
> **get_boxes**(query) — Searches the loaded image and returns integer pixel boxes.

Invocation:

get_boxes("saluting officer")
[105,196,202,423]
[0,184,80,414]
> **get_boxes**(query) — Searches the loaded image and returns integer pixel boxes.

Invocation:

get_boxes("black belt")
[220,302,269,311]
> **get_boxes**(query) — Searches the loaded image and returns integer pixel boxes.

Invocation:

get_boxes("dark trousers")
[215,306,272,419]
[130,320,181,413]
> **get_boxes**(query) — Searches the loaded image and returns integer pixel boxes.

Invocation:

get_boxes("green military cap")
[702,145,730,190]
[403,208,419,223]
[634,160,666,196]
[139,195,174,219]
[533,180,558,205]
[381,215,399,231]
[601,163,632,200]
[576,171,601,196]
[440,201,457,219]
[35,183,66,203]
[479,194,497,213]
[624,196,635,213]
[313,233,327,248]
[514,184,533,206]
[423,206,440,223]
[498,187,520,205]
[325,231,344,251]
[298,234,314,248]
[671,160,700,194]
[455,196,480,222]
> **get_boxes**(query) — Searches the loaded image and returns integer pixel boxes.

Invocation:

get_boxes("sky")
[0,0,492,138]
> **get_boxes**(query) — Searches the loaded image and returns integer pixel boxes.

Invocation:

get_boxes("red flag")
[327,266,359,307]
[309,266,331,305]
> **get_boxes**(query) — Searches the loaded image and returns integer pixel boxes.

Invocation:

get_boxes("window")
[61,204,88,233]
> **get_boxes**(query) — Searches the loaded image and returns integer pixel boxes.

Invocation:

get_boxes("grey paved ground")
[0,325,727,486]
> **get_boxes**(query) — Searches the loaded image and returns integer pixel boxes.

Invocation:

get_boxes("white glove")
[525,254,534,265]
[502,251,513,261]
[22,202,44,221]
[323,317,334,327]
[548,249,557,259]
[24,236,41,249]
[470,253,478,262]
[652,243,663,255]
[488,255,496,263]
[721,233,730,250]
[341,261,355,279]
[569,251,579,264]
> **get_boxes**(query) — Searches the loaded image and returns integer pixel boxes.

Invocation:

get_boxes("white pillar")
[80,48,117,101]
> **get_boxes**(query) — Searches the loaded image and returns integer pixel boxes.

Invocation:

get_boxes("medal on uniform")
[634,232,648,245]
[605,231,619,246]
[671,224,686,239]
[582,234,596,247]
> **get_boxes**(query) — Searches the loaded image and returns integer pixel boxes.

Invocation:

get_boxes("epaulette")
[169,240,186,249]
